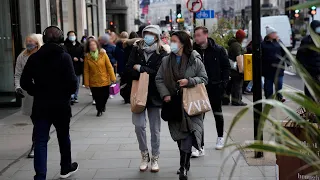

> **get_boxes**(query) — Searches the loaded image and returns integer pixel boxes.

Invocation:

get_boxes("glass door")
[0,0,18,106]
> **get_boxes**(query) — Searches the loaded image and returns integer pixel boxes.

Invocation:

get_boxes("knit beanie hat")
[142,25,162,41]
[266,26,277,36]
[236,29,246,40]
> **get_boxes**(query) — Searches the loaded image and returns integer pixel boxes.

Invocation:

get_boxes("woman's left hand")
[178,79,188,87]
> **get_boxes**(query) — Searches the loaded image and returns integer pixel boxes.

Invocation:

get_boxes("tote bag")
[130,72,149,113]
[182,83,211,116]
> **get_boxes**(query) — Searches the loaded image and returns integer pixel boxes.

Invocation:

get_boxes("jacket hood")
[38,43,65,55]
[228,37,238,46]
[189,50,202,64]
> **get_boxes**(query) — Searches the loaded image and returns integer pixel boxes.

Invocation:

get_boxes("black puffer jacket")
[126,41,167,107]
[64,40,84,75]
[194,38,230,85]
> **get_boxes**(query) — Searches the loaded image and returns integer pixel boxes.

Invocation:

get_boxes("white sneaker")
[82,85,85,88]
[92,100,96,105]
[215,137,224,150]
[191,147,205,157]
[109,95,114,99]
[151,155,159,172]
[140,151,150,171]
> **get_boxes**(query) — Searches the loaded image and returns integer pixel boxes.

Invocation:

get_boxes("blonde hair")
[120,31,129,39]
[23,33,43,55]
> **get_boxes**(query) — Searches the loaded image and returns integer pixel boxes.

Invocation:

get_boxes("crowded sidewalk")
[0,85,287,180]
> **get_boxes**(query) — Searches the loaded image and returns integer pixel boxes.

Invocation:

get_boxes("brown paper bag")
[130,72,149,113]
[183,83,211,116]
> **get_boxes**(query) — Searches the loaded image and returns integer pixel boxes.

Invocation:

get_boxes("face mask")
[69,36,76,42]
[170,43,180,54]
[144,35,155,46]
[26,44,37,51]
[315,27,320,34]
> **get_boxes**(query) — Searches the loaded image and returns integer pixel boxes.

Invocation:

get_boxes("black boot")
[96,111,103,117]
[179,152,191,180]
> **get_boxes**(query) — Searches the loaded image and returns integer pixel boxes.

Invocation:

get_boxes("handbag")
[110,83,120,95]
[130,72,149,113]
[182,83,212,116]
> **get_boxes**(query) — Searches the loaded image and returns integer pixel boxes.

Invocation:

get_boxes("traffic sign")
[187,0,202,13]
[195,10,215,19]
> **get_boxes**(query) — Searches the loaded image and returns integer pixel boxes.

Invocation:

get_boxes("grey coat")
[14,52,33,116]
[156,50,208,149]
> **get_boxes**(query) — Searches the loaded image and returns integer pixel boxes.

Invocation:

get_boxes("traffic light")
[294,9,300,18]
[110,21,114,26]
[309,6,317,15]
[176,4,182,19]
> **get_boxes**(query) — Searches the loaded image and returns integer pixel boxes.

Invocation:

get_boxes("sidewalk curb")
[0,102,92,176]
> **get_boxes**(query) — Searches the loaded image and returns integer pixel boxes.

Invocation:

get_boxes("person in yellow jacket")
[84,39,116,117]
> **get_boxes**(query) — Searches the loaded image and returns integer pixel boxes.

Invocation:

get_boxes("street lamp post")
[252,0,263,158]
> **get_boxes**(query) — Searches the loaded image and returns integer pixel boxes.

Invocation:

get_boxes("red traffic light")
[110,21,114,25]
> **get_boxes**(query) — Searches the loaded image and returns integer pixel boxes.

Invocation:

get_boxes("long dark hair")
[129,31,139,39]
[172,31,193,58]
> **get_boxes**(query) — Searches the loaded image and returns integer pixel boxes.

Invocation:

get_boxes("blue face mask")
[170,42,180,54]
[315,27,320,34]
[144,35,155,46]
[69,36,76,42]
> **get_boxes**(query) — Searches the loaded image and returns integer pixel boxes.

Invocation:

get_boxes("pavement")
[0,84,303,180]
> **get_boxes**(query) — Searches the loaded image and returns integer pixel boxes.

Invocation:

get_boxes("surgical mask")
[315,27,320,34]
[26,44,37,51]
[144,35,155,46]
[170,43,180,54]
[69,36,76,42]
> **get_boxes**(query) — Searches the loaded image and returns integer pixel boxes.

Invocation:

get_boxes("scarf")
[141,41,158,62]
[90,50,99,61]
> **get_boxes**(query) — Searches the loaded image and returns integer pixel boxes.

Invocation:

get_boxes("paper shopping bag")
[183,83,211,116]
[130,73,149,113]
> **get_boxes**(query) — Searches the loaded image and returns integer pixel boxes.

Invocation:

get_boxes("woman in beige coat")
[14,33,43,158]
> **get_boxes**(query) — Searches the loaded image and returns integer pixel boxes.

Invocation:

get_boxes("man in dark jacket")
[21,26,78,180]
[228,29,247,106]
[64,31,84,104]
[297,20,320,101]
[99,34,117,72]
[194,26,231,153]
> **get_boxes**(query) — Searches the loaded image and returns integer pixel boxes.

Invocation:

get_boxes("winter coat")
[126,41,167,107]
[194,38,230,85]
[64,40,84,75]
[156,50,208,150]
[261,38,285,79]
[84,51,116,88]
[14,52,33,116]
[297,35,320,79]
[115,41,125,74]
[20,43,78,119]
[101,44,117,65]
[228,37,244,76]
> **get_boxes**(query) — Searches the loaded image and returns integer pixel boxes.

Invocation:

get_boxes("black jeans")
[230,72,244,104]
[91,86,110,112]
[206,84,224,138]
[33,117,71,180]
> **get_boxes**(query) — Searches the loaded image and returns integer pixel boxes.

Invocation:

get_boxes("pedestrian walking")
[84,39,116,117]
[296,20,320,101]
[115,31,128,78]
[126,25,167,172]
[261,26,286,102]
[193,26,230,155]
[85,35,97,104]
[20,26,79,180]
[228,29,247,106]
[64,31,84,104]
[156,30,208,180]
[15,33,43,158]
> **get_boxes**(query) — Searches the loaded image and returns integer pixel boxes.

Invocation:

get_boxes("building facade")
[0,0,106,107]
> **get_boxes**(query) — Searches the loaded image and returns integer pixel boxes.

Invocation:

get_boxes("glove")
[16,88,25,98]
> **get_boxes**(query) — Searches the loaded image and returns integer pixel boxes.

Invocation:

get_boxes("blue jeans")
[264,76,284,100]
[71,75,81,100]
[33,117,72,180]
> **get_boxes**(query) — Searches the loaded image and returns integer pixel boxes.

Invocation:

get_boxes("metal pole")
[170,9,173,32]
[252,0,263,158]
[193,12,196,30]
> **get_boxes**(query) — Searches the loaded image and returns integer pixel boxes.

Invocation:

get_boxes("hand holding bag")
[130,72,149,113]
[182,83,211,116]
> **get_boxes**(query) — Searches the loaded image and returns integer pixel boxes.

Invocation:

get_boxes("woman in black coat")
[126,25,167,172]
[64,31,84,104]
